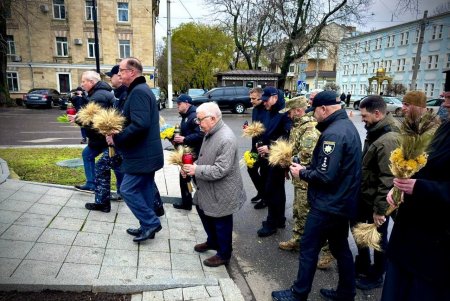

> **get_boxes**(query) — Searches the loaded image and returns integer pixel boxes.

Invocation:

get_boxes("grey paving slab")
[106,233,138,251]
[142,291,163,301]
[137,268,172,280]
[138,251,171,269]
[20,184,50,194]
[102,249,138,267]
[206,286,222,297]
[171,253,202,271]
[204,270,229,279]
[0,225,45,242]
[0,199,35,212]
[112,222,137,235]
[82,220,114,235]
[170,239,196,254]
[0,239,34,259]
[99,265,137,280]
[57,206,89,219]
[8,191,42,203]
[14,212,53,228]
[65,246,105,265]
[116,213,139,225]
[65,198,92,209]
[0,180,25,191]
[132,292,143,301]
[38,228,78,245]
[219,279,245,301]
[194,297,224,301]
[0,258,21,277]
[46,187,74,197]
[172,270,205,279]
[169,228,197,241]
[68,192,92,201]
[38,194,70,206]
[182,285,210,300]
[49,216,85,231]
[117,203,133,214]
[73,232,109,248]
[25,242,71,262]
[0,189,15,201]
[27,203,62,216]
[57,262,100,280]
[0,223,9,236]
[87,210,117,223]
[163,288,183,301]
[11,260,62,280]
[0,210,22,224]
[139,237,170,253]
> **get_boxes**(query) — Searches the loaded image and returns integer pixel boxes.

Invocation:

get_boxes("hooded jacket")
[177,104,204,156]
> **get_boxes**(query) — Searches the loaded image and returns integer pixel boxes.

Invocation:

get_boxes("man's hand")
[256,145,269,156]
[393,178,416,195]
[373,213,386,227]
[289,163,305,179]
[106,134,115,146]
[68,114,76,123]
[183,163,196,176]
[173,135,185,144]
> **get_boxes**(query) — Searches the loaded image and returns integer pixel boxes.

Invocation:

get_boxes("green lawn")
[0,148,116,187]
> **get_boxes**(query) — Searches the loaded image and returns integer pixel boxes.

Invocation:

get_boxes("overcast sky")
[155,0,447,44]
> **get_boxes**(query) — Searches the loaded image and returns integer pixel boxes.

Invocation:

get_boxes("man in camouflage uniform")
[278,96,320,251]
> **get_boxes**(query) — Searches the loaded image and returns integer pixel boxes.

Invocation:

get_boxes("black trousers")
[247,159,264,198]
[179,173,193,207]
[264,163,286,228]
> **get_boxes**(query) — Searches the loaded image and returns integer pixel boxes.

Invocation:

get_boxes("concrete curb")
[0,158,10,184]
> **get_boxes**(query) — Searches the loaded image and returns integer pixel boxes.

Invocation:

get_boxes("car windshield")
[189,89,205,97]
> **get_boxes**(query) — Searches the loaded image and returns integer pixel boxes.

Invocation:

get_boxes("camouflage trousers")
[292,188,310,241]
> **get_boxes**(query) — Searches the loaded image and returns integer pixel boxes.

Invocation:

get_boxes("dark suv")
[190,86,251,114]
[23,88,64,108]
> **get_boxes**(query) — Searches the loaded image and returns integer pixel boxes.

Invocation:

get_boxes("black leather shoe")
[85,202,110,213]
[126,228,142,236]
[355,276,383,290]
[319,288,354,301]
[257,225,277,237]
[154,205,165,217]
[133,225,162,242]
[250,195,262,203]
[75,185,95,194]
[173,204,192,210]
[254,200,267,209]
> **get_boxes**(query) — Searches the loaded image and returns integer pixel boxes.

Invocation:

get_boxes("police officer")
[278,96,320,252]
[272,91,362,301]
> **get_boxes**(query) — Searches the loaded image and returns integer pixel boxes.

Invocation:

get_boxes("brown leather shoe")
[203,255,229,267]
[194,242,217,253]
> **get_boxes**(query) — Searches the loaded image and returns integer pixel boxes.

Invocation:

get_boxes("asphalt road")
[0,105,384,301]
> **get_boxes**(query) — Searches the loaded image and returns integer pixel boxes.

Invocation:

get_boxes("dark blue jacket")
[113,76,164,174]
[83,81,115,150]
[300,109,362,218]
[260,97,291,146]
[178,104,204,156]
[250,103,268,152]
[113,85,128,113]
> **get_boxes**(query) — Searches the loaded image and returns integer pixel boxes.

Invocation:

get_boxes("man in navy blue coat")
[106,58,164,242]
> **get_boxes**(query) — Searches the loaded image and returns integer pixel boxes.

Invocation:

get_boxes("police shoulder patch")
[323,141,335,155]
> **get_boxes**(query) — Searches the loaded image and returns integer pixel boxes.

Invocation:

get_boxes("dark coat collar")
[127,76,146,93]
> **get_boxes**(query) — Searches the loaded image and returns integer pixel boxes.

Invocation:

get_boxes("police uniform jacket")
[360,114,400,215]
[113,76,164,174]
[387,120,450,287]
[299,109,362,218]
[113,85,128,113]
[80,81,115,151]
[193,119,246,217]
[178,104,204,156]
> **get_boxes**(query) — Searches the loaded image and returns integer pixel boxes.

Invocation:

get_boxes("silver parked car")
[353,95,404,116]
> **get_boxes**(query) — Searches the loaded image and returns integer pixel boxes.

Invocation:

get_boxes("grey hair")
[82,70,101,83]
[197,102,222,119]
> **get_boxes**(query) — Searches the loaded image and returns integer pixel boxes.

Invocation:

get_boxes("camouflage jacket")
[289,114,320,189]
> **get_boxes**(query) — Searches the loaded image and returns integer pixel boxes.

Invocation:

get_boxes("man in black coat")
[172,94,204,210]
[106,58,164,242]
[273,91,361,301]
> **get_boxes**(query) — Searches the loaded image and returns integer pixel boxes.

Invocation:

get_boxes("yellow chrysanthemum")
[242,150,258,168]
[160,127,175,140]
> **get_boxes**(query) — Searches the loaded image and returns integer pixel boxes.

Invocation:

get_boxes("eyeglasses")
[119,68,133,73]
[194,116,212,124]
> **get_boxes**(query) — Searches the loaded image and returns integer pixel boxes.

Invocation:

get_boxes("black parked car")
[190,86,251,114]
[23,88,65,109]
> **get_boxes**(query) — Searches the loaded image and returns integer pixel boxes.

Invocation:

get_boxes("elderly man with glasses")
[182,102,246,267]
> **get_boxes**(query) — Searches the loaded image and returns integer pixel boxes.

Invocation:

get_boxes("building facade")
[215,70,281,89]
[6,0,159,98]
[337,11,450,99]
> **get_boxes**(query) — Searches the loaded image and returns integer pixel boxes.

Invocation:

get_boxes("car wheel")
[25,104,31,109]
[395,108,403,117]
[353,102,360,110]
[234,103,246,114]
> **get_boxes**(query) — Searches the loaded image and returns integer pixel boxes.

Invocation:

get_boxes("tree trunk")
[0,0,12,106]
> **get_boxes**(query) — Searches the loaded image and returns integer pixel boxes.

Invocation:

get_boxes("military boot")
[279,239,300,251]
[317,253,335,270]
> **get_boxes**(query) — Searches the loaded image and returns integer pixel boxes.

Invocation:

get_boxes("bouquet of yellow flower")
[240,150,258,168]
[160,126,175,140]
[242,121,265,138]
[353,109,438,251]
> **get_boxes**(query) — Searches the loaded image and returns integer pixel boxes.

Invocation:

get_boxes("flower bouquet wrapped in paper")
[240,150,258,168]
[92,108,126,157]
[242,121,265,138]
[353,109,438,251]
[268,139,293,168]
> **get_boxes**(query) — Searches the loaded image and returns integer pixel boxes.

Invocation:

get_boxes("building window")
[56,37,68,56]
[352,64,358,75]
[412,57,421,70]
[289,65,295,72]
[396,58,405,71]
[364,40,370,52]
[6,35,15,55]
[87,38,96,58]
[117,2,129,22]
[53,0,66,19]
[362,63,368,74]
[7,72,19,91]
[427,55,438,69]
[385,60,392,72]
[387,35,395,47]
[432,25,443,40]
[415,30,420,43]
[375,38,382,50]
[400,32,409,45]
[447,54,450,68]
[343,65,349,75]
[85,0,97,21]
[424,83,434,97]
[119,39,130,58]
[354,42,359,54]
